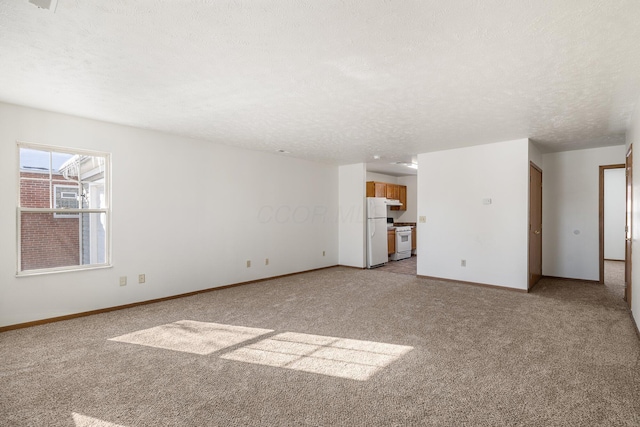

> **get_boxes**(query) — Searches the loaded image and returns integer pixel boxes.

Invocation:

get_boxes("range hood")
[385,199,402,206]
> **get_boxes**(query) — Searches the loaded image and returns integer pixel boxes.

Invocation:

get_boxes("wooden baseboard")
[542,275,600,284]
[0,265,339,333]
[417,275,527,293]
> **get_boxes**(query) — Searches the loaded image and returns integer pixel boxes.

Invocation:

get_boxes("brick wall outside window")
[20,172,80,270]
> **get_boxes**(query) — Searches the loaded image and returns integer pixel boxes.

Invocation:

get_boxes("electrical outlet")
[246,260,251,268]
[419,216,426,223]
[119,276,127,286]
[138,274,145,283]
[461,259,466,267]
[323,251,326,256]
[265,258,269,266]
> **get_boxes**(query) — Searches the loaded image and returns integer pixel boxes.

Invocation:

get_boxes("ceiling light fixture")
[28,0,58,12]
[373,155,380,160]
[394,162,418,170]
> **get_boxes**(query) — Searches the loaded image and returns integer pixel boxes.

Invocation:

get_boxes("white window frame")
[16,141,112,276]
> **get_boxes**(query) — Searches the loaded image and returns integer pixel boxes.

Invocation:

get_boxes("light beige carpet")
[1,267,639,426]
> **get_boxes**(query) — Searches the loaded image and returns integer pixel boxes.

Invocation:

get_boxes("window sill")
[16,264,113,277]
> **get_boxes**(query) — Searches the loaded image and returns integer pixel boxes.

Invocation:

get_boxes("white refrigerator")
[366,197,388,268]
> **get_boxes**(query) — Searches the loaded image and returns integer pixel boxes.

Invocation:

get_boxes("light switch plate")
[419,216,426,223]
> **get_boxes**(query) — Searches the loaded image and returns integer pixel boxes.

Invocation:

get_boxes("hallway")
[604,260,625,300]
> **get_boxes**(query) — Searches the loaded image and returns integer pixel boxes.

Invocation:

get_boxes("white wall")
[366,171,398,184]
[417,138,530,290]
[628,98,640,333]
[542,146,625,280]
[529,141,543,169]
[0,102,339,327]
[604,168,626,260]
[339,164,365,268]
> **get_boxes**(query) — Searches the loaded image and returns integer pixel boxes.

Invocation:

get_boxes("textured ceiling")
[1,0,640,168]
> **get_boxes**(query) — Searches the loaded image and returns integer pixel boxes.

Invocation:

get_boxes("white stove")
[390,226,412,261]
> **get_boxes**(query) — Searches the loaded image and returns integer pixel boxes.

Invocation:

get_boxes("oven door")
[396,230,412,252]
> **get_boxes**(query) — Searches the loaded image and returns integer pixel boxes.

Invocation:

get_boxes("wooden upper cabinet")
[390,185,407,211]
[386,184,399,200]
[387,230,396,255]
[398,185,407,211]
[366,181,387,198]
[366,181,408,211]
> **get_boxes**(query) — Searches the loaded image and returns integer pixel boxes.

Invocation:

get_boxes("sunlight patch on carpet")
[72,413,126,427]
[220,332,413,381]
[108,320,273,355]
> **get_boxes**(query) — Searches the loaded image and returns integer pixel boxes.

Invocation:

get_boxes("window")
[17,142,111,274]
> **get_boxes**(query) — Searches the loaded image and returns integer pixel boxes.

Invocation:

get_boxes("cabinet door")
[367,181,387,198]
[398,185,407,211]
[391,185,407,211]
[366,182,375,197]
[386,184,398,200]
[388,230,395,255]
[411,227,416,250]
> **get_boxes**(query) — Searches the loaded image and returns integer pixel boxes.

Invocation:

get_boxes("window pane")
[20,177,51,208]
[21,211,80,270]
[19,147,52,173]
[85,181,106,209]
[20,211,107,271]
[58,154,105,181]
[81,212,107,265]
[53,184,80,218]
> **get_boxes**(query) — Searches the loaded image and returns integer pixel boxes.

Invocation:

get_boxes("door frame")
[528,162,543,291]
[598,163,626,284]
[625,145,633,307]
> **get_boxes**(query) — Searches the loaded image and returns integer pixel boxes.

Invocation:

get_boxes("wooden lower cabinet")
[387,230,395,255]
[411,227,416,251]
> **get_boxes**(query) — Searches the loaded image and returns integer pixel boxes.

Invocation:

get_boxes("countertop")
[387,223,417,231]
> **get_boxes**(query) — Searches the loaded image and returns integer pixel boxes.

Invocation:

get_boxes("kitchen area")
[365,169,418,275]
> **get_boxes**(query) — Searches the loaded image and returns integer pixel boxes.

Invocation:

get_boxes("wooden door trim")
[598,163,626,284]
[626,145,633,308]
[530,161,542,174]
[529,162,543,291]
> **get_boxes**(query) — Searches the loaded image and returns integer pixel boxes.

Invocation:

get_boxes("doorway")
[529,162,542,290]
[598,164,625,285]
[625,146,633,308]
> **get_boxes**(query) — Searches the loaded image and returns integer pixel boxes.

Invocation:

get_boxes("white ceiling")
[2,0,640,169]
